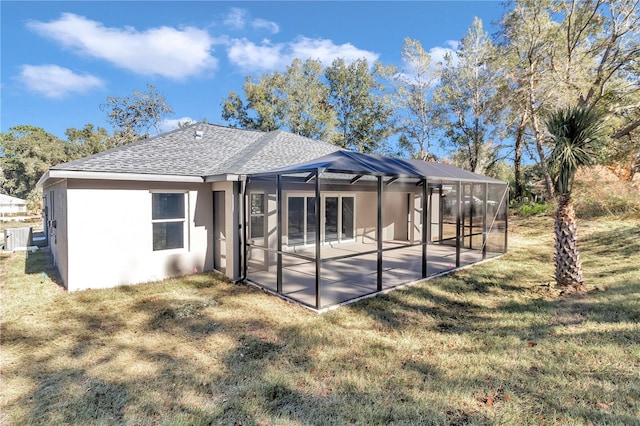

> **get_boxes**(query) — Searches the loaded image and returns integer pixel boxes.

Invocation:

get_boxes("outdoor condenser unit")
[4,227,32,251]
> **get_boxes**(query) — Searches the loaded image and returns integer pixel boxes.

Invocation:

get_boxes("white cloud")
[159,117,196,133]
[27,13,218,80]
[224,8,247,30]
[251,18,279,34]
[227,36,379,72]
[394,41,461,88]
[429,40,459,66]
[227,38,283,70]
[223,8,279,34]
[19,64,105,98]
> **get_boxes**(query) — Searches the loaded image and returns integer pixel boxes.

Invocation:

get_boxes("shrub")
[513,201,554,217]
[572,166,640,219]
[574,194,640,218]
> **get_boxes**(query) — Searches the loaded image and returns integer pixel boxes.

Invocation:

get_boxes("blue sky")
[1,1,508,140]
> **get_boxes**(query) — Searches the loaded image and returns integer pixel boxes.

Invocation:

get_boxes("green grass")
[2,216,639,425]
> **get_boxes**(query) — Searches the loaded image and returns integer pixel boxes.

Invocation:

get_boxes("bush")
[574,194,640,219]
[572,166,640,219]
[512,201,554,217]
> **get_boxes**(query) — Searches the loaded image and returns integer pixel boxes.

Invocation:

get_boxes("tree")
[101,84,174,142]
[499,0,640,197]
[544,106,604,292]
[221,58,396,153]
[499,0,574,200]
[284,59,338,142]
[435,18,505,174]
[325,58,396,153]
[559,0,640,178]
[221,89,254,129]
[394,38,443,160]
[0,126,83,200]
[65,123,115,155]
[222,59,337,141]
[222,73,285,132]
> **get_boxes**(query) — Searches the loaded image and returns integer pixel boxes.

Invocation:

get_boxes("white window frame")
[249,192,266,240]
[285,192,356,248]
[151,191,188,251]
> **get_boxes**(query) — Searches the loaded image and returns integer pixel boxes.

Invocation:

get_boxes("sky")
[1,1,509,141]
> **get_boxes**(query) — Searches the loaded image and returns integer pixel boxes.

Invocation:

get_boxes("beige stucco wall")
[64,179,214,291]
[351,188,421,244]
[211,181,241,280]
[269,184,424,247]
[43,180,69,288]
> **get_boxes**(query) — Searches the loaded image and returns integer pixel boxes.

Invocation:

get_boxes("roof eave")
[204,174,245,183]
[37,169,204,188]
[248,167,504,184]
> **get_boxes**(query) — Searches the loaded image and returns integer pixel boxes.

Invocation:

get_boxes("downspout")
[421,178,427,278]
[234,177,248,283]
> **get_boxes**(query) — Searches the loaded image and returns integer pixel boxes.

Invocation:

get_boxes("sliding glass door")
[287,195,354,247]
[341,196,354,240]
[288,197,305,245]
[325,197,339,242]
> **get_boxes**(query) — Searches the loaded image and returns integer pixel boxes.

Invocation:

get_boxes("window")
[152,193,186,250]
[250,193,265,239]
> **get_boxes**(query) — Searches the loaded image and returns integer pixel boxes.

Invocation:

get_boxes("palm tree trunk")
[554,193,586,292]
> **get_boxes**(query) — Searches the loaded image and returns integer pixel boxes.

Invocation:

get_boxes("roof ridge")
[200,121,267,135]
[221,129,286,173]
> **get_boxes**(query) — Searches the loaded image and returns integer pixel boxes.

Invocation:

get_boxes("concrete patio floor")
[247,242,499,309]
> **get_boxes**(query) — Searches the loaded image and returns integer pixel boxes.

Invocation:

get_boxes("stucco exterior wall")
[264,184,423,247]
[211,181,241,280]
[351,188,420,244]
[64,180,214,291]
[43,180,69,288]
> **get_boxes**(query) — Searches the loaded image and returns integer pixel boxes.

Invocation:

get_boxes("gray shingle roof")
[52,122,341,177]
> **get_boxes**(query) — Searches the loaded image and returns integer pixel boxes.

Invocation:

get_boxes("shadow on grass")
[581,223,640,258]
[3,274,490,425]
[4,218,639,425]
[23,249,64,288]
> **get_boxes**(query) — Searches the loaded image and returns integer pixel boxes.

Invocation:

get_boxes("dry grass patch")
[2,216,639,425]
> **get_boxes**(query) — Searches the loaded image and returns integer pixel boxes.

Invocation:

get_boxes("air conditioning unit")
[4,227,33,251]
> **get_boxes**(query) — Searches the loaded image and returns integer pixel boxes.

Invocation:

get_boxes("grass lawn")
[1,215,639,425]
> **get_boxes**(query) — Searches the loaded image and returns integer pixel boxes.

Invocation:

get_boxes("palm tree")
[544,106,604,293]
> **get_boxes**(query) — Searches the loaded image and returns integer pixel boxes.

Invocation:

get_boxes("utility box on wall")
[4,227,33,251]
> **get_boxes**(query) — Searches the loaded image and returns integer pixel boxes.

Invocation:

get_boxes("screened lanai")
[244,151,508,311]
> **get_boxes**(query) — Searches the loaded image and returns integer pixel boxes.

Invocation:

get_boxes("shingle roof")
[49,122,503,184]
[51,122,341,177]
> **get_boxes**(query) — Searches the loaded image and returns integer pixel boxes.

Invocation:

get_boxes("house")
[0,193,28,216]
[37,122,508,310]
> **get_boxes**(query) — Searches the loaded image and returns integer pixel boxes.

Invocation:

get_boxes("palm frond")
[544,106,605,195]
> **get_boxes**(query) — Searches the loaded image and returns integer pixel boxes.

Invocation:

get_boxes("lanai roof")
[251,150,504,183]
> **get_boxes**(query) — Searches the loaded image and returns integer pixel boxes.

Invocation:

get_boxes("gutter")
[37,169,205,188]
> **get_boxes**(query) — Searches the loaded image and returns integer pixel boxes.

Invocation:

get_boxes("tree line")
[0,84,173,208]
[221,0,639,201]
[2,0,638,210]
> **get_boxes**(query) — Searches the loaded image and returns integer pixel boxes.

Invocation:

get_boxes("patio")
[248,242,502,309]
[244,151,509,311]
